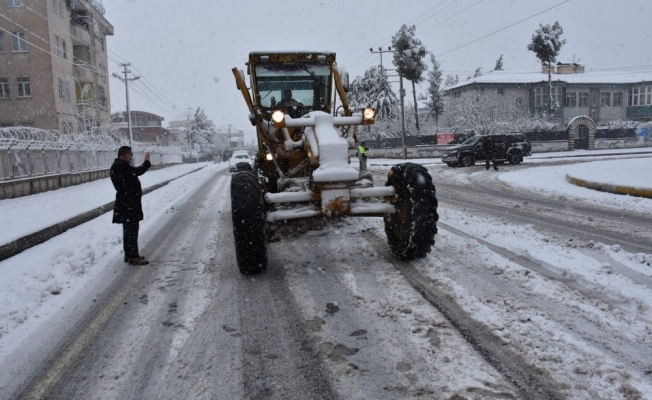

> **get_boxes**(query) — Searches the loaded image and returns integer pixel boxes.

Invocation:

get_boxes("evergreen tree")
[528,21,566,114]
[391,24,428,133]
[494,54,504,71]
[444,74,459,87]
[187,107,215,159]
[426,54,444,126]
[474,67,482,78]
[348,66,398,120]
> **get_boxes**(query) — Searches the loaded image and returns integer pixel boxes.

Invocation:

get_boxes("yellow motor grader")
[231,51,438,274]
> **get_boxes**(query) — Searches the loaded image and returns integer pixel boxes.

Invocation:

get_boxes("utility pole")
[112,64,139,146]
[186,107,194,162]
[369,46,393,80]
[399,72,407,160]
[227,124,232,148]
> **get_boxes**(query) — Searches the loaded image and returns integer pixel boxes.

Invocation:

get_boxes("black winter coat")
[110,158,151,224]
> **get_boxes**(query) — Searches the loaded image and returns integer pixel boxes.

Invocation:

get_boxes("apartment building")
[111,111,170,146]
[0,0,113,133]
[442,63,652,149]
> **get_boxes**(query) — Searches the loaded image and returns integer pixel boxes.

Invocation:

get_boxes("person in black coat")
[484,135,498,171]
[110,146,151,265]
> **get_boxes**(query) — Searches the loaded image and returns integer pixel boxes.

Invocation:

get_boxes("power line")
[419,0,486,35]
[412,0,462,28]
[0,24,106,78]
[348,0,449,71]
[435,0,571,58]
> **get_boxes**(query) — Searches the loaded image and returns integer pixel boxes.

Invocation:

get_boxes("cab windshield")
[462,135,480,145]
[254,63,332,109]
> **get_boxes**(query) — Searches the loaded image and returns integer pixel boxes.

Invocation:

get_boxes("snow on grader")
[230,51,438,274]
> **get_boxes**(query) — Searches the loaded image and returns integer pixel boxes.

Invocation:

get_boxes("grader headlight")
[271,110,286,128]
[363,108,376,125]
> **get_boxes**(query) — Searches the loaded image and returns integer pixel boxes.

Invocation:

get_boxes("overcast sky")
[104,0,650,135]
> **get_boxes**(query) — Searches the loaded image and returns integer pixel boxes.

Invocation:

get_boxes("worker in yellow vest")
[357,141,369,171]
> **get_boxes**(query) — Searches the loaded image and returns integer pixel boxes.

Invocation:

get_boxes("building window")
[11,32,27,52]
[564,92,576,107]
[0,122,14,127]
[54,35,62,56]
[534,87,543,107]
[591,92,599,107]
[0,78,9,98]
[58,78,70,100]
[579,92,588,107]
[17,77,31,97]
[497,88,504,95]
[0,32,5,52]
[97,85,106,107]
[7,0,23,7]
[601,92,611,107]
[551,87,563,109]
[628,86,652,106]
[614,92,623,107]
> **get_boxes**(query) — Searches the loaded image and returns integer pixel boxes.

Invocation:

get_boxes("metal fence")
[0,139,182,181]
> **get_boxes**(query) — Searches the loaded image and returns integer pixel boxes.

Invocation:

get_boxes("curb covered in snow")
[0,166,207,263]
[565,174,652,199]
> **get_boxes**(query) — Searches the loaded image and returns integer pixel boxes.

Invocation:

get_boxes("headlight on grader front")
[271,110,286,127]
[363,108,376,125]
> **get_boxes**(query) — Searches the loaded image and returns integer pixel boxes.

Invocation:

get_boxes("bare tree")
[445,92,550,135]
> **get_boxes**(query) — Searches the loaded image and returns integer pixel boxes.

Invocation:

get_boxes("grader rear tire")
[384,163,438,260]
[231,171,267,274]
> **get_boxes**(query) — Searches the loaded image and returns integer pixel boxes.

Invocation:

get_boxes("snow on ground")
[0,162,223,360]
[0,151,651,397]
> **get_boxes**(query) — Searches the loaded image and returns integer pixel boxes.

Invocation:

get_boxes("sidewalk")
[368,147,652,199]
[0,163,210,261]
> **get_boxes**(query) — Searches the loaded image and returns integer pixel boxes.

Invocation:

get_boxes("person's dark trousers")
[486,155,498,170]
[123,221,140,259]
[360,155,368,171]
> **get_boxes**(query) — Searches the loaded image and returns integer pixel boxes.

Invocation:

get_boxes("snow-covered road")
[1,153,652,399]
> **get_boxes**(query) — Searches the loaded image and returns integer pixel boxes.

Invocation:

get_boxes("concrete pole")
[399,73,407,160]
[122,63,134,147]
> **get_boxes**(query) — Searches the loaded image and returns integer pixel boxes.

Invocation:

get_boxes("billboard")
[437,132,455,144]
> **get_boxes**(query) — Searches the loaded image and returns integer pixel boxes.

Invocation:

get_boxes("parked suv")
[441,133,532,167]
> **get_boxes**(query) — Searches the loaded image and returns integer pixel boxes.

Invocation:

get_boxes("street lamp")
[111,63,139,146]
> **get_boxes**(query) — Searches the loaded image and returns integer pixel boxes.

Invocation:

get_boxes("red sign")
[437,133,455,144]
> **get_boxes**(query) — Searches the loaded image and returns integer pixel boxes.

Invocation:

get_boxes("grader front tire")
[384,163,439,260]
[231,171,267,274]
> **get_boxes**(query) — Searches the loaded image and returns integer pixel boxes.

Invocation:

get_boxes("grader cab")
[230,51,438,274]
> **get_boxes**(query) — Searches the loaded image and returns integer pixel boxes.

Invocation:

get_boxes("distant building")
[111,111,170,145]
[214,126,245,148]
[442,63,652,149]
[167,120,245,149]
[0,0,114,133]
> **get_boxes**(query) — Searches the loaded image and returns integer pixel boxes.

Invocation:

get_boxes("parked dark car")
[441,133,532,167]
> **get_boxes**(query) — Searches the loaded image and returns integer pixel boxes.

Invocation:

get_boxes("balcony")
[73,63,94,84]
[70,24,91,46]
